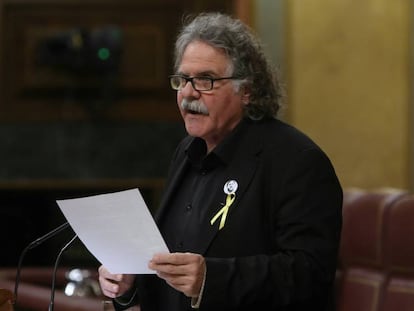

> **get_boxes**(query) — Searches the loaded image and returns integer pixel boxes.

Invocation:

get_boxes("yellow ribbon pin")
[210,193,236,230]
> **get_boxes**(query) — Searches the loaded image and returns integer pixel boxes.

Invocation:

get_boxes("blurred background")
[0,0,412,279]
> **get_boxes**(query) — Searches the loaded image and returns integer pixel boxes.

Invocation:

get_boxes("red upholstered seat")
[382,195,414,311]
[336,189,405,311]
[335,188,366,299]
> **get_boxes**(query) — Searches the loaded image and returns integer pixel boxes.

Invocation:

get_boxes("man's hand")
[148,252,206,298]
[98,265,135,298]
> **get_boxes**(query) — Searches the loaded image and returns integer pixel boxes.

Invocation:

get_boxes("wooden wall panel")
[285,0,412,191]
[0,0,236,267]
[0,0,234,122]
[0,1,178,121]
[20,25,166,89]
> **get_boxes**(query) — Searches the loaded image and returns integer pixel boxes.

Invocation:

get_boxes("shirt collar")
[185,118,249,171]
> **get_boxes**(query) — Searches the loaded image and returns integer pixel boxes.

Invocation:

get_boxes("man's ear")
[241,85,251,105]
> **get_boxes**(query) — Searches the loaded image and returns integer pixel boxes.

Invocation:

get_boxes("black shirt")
[159,120,247,253]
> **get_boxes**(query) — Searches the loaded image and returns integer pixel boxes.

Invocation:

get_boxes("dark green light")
[97,48,110,61]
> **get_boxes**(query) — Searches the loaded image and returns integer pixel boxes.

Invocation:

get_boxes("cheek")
[214,95,243,117]
[176,93,185,113]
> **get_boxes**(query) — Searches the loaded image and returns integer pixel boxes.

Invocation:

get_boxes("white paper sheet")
[56,188,169,274]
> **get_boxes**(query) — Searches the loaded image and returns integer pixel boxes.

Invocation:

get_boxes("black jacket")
[115,118,343,311]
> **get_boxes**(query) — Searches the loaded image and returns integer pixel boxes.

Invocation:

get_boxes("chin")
[184,123,205,138]
[185,127,202,137]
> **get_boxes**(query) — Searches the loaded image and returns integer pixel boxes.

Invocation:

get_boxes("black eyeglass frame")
[168,74,237,91]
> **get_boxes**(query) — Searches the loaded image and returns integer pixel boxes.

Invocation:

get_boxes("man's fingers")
[99,277,120,298]
[98,265,123,282]
[151,262,191,275]
[149,253,206,298]
[150,252,204,268]
[151,252,189,264]
[98,265,136,298]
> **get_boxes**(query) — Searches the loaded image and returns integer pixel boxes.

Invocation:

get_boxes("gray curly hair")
[174,12,282,120]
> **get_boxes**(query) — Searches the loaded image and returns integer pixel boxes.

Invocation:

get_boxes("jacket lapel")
[192,140,262,255]
[155,156,189,223]
[155,121,264,255]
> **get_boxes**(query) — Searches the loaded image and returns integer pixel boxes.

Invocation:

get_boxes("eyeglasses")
[169,75,236,91]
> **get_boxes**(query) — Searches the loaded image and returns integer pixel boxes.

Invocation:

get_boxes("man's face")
[176,40,246,151]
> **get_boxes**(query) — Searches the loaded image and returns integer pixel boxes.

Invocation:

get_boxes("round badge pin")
[224,180,238,194]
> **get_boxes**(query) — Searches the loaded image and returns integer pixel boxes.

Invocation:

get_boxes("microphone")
[48,234,78,311]
[13,222,71,304]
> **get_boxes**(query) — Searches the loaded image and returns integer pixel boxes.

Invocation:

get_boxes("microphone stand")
[48,234,78,311]
[13,222,70,304]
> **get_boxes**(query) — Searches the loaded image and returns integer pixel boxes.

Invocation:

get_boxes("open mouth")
[185,107,209,116]
[187,108,202,115]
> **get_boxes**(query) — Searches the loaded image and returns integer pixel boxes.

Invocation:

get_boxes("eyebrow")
[177,70,219,77]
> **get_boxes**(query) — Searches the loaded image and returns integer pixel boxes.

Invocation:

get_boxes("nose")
[180,80,200,99]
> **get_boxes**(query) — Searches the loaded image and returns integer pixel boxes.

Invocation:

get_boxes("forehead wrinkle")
[179,41,233,77]
[195,70,219,77]
[177,69,220,77]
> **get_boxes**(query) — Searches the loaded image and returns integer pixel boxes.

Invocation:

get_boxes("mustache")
[180,99,209,115]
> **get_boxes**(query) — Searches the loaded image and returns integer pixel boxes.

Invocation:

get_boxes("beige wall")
[282,0,412,191]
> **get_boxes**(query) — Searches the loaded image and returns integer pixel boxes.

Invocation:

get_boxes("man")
[99,12,342,311]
